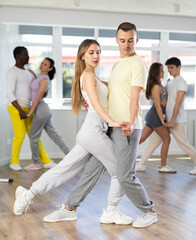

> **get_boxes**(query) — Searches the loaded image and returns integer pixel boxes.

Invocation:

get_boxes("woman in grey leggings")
[23,58,70,171]
[13,39,132,225]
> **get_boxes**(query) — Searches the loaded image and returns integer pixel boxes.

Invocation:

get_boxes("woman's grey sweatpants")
[30,112,124,205]
[66,128,154,212]
[29,102,70,164]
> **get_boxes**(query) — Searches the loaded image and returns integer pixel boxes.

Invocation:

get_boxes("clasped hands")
[19,110,27,120]
[19,110,31,120]
[120,122,136,136]
[83,99,135,136]
[164,121,175,128]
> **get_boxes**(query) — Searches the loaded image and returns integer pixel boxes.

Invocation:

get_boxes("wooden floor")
[0,156,196,240]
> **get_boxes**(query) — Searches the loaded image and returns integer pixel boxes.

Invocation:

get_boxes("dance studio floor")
[0,156,196,240]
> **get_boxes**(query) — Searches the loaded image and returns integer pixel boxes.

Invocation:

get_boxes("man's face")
[167,64,181,78]
[116,29,138,58]
[18,49,29,65]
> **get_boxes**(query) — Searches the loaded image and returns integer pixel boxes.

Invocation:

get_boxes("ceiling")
[0,0,196,18]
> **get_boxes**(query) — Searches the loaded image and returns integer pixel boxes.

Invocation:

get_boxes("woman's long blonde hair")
[71,39,100,116]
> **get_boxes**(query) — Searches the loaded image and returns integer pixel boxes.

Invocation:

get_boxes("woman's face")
[40,59,52,74]
[159,65,164,79]
[82,43,101,69]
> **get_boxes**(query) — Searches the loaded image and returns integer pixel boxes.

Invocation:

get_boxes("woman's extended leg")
[154,126,171,168]
[139,125,154,144]
[13,144,91,215]
[29,102,51,164]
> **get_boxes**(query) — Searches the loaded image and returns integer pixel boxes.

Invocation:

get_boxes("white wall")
[0,6,196,32]
[0,24,19,166]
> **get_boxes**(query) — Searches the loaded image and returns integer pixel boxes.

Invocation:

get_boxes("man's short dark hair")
[13,46,27,59]
[117,22,137,35]
[165,57,181,67]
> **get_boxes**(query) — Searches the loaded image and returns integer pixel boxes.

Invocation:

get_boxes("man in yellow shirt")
[106,22,157,228]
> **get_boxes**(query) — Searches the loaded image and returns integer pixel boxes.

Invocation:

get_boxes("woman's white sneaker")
[189,167,196,175]
[100,208,133,225]
[43,204,77,222]
[24,163,42,171]
[159,165,177,173]
[13,186,30,215]
[133,210,158,228]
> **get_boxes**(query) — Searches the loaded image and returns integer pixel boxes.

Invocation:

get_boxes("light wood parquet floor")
[0,156,196,240]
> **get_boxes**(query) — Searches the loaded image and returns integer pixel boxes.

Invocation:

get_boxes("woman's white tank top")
[80,72,108,113]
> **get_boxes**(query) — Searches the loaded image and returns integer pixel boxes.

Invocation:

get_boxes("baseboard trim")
[20,153,65,160]
[0,157,11,166]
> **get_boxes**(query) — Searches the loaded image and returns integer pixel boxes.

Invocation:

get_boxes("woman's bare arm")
[151,85,165,124]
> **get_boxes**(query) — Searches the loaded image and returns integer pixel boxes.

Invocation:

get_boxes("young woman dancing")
[24,58,70,170]
[13,39,132,224]
[137,63,176,173]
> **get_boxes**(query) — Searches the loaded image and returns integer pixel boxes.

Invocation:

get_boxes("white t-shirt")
[166,75,188,123]
[6,66,34,108]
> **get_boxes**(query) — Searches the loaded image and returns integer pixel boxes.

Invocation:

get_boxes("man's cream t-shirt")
[108,55,148,129]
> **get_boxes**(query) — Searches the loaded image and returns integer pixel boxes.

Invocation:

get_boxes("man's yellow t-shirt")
[108,55,148,129]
